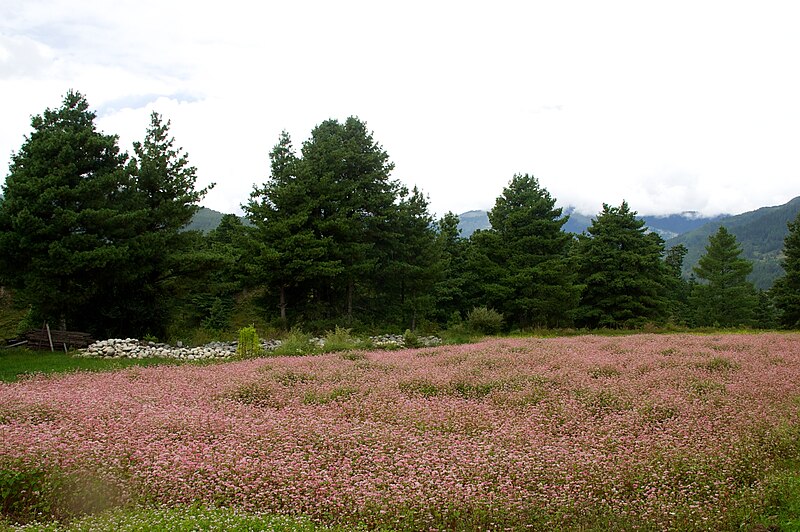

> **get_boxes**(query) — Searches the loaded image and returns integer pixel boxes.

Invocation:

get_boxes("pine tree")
[377,186,441,330]
[0,91,133,333]
[486,174,579,327]
[246,131,340,324]
[299,117,398,320]
[116,112,213,337]
[575,201,669,328]
[689,226,757,327]
[772,213,800,327]
[432,212,470,322]
[664,244,691,324]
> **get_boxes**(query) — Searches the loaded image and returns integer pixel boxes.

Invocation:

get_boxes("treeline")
[1,92,799,339]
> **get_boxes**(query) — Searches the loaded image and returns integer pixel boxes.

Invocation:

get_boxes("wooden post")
[45,322,54,352]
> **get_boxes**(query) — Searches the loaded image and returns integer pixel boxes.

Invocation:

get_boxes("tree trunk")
[279,285,287,322]
[347,281,354,321]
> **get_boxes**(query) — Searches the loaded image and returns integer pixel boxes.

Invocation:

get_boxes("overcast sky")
[1,1,799,218]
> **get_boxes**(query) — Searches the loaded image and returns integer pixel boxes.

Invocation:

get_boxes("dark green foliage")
[466,306,504,334]
[575,201,669,328]
[773,213,800,328]
[376,186,442,329]
[432,212,470,322]
[1,460,60,523]
[689,227,758,327]
[247,119,440,330]
[116,112,214,337]
[0,91,134,335]
[484,174,579,327]
[0,94,211,338]
[664,244,691,324]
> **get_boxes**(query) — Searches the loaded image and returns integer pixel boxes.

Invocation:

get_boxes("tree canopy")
[690,226,757,327]
[0,92,210,337]
[771,213,800,327]
[575,201,669,328]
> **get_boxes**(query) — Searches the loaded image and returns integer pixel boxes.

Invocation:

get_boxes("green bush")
[321,326,358,353]
[236,325,263,358]
[272,328,316,357]
[403,329,420,348]
[0,461,56,523]
[466,306,504,334]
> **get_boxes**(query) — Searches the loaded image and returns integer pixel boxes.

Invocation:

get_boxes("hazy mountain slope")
[667,196,800,290]
[456,208,723,240]
[185,207,227,233]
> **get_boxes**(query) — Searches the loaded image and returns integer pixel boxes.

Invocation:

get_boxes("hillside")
[456,208,723,240]
[185,207,228,232]
[667,196,800,290]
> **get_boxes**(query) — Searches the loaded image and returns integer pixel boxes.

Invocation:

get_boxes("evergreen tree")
[246,131,340,325]
[463,228,512,314]
[196,214,253,331]
[432,212,470,322]
[772,213,800,327]
[115,112,213,337]
[0,91,133,333]
[575,201,669,328]
[487,174,579,327]
[689,226,757,327]
[664,244,691,324]
[299,117,398,320]
[367,187,442,329]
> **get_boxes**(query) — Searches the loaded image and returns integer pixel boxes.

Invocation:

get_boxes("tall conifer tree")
[773,213,800,327]
[0,91,132,333]
[486,173,578,327]
[576,201,668,328]
[690,226,758,327]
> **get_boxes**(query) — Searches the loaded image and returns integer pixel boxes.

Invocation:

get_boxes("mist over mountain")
[455,208,726,240]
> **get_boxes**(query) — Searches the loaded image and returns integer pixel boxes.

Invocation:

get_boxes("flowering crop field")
[3,333,800,530]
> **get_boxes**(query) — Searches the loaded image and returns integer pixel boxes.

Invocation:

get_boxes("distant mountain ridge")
[186,207,251,232]
[455,208,726,240]
[667,196,800,290]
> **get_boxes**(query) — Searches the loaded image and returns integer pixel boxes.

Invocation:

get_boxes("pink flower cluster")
[2,333,800,528]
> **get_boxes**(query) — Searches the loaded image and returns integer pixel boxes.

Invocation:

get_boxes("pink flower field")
[3,333,800,529]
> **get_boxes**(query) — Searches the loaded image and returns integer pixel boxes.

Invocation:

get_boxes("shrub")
[0,460,57,523]
[321,326,358,353]
[466,306,504,334]
[272,328,315,357]
[403,329,420,348]
[236,325,263,358]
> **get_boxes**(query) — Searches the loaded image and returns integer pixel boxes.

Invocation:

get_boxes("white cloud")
[2,0,800,218]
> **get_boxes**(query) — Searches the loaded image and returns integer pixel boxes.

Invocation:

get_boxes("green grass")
[1,505,347,531]
[0,348,181,383]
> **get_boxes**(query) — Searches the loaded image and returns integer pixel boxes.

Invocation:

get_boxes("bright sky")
[1,1,799,218]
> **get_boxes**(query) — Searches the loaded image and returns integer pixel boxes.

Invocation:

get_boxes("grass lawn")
[0,348,181,383]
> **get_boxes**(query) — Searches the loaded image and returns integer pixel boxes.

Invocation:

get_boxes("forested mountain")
[186,207,226,232]
[457,208,724,239]
[186,207,251,232]
[667,196,800,290]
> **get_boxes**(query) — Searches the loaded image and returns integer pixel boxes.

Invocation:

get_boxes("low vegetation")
[3,333,800,530]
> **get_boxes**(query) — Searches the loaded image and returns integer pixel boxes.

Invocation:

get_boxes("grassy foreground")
[3,333,800,530]
[0,348,181,383]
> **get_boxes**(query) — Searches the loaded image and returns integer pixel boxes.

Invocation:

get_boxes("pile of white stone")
[368,334,442,348]
[79,334,442,360]
[78,338,281,360]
